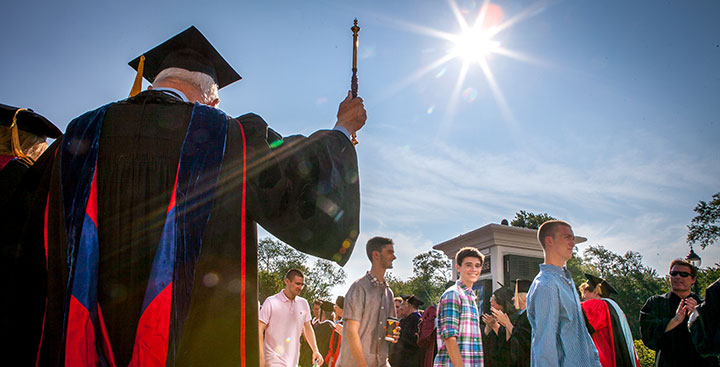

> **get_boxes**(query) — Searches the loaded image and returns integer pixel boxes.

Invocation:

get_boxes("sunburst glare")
[374,0,547,126]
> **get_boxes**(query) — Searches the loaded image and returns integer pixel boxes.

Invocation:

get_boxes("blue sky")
[3,0,719,298]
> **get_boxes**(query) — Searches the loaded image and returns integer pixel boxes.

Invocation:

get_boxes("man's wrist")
[333,125,351,141]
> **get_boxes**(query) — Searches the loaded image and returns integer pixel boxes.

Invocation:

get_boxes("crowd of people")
[1,25,719,367]
[259,224,719,367]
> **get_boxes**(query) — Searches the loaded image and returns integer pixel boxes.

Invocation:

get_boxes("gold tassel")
[10,108,28,158]
[129,54,145,97]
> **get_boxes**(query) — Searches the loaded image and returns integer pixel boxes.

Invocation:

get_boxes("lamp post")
[686,246,702,294]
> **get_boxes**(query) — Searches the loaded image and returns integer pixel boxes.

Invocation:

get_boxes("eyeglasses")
[670,271,691,278]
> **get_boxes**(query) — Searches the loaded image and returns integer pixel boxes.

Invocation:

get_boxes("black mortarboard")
[493,287,514,306]
[128,26,241,90]
[335,296,344,309]
[321,301,335,313]
[514,279,532,294]
[0,104,61,138]
[585,273,618,295]
[403,295,425,308]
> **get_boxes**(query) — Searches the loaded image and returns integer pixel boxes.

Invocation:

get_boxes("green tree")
[510,210,556,230]
[687,192,720,249]
[696,263,720,298]
[410,250,452,305]
[581,245,667,337]
[565,248,595,288]
[257,237,346,303]
[387,250,452,307]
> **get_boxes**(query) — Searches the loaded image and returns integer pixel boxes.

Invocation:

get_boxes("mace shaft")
[350,18,360,145]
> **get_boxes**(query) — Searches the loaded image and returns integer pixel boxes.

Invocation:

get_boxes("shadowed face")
[669,264,696,294]
[375,244,396,270]
[546,225,575,263]
[284,275,305,299]
[582,288,600,301]
[312,304,321,319]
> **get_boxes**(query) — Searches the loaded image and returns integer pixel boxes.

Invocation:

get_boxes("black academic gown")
[5,91,360,366]
[483,320,513,367]
[508,310,531,367]
[640,292,719,367]
[391,311,422,367]
[689,278,720,357]
[315,320,336,361]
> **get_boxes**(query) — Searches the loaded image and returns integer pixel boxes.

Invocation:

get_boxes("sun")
[376,0,545,125]
[450,26,501,64]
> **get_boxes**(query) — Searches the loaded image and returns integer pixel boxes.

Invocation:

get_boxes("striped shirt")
[527,264,601,367]
[434,280,483,367]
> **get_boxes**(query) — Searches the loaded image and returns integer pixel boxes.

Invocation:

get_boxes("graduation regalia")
[5,26,360,367]
[0,104,61,345]
[0,104,61,205]
[582,299,639,367]
[640,291,719,367]
[315,320,336,362]
[391,295,423,367]
[416,304,437,367]
[581,274,639,367]
[509,309,531,367]
[507,279,532,367]
[482,287,515,367]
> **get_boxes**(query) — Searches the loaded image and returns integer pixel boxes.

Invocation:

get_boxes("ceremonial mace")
[350,18,360,145]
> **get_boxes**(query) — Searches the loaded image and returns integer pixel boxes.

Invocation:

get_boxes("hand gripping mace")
[350,19,360,145]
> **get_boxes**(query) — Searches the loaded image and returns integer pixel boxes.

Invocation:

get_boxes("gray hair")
[153,67,219,105]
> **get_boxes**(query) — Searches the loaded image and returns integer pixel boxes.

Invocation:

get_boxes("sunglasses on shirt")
[670,271,692,278]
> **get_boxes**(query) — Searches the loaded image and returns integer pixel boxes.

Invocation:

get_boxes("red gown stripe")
[65,296,99,367]
[97,305,116,366]
[238,118,247,367]
[129,283,173,367]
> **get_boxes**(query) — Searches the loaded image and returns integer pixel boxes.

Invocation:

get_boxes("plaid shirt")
[434,281,483,367]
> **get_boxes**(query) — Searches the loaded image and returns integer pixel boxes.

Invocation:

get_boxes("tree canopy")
[510,210,556,230]
[387,250,452,306]
[687,192,720,249]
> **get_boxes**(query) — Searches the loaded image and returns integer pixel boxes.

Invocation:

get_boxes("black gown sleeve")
[236,113,360,265]
[509,311,531,367]
[639,296,671,351]
[0,138,62,364]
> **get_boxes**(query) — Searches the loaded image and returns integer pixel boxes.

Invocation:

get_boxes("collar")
[366,271,388,288]
[456,280,477,299]
[539,263,572,279]
[279,289,296,303]
[151,87,190,102]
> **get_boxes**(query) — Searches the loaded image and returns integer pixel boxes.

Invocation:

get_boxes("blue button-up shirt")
[527,264,601,367]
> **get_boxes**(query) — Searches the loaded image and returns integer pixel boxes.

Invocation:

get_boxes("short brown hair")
[285,268,305,280]
[670,259,697,278]
[537,220,571,248]
[455,247,484,266]
[366,236,393,261]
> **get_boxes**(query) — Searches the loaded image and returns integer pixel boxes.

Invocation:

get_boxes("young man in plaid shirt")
[434,247,484,367]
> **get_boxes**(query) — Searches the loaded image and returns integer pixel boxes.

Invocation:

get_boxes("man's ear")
[208,98,220,108]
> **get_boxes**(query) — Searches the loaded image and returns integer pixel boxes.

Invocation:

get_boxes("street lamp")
[686,246,702,294]
[686,246,702,268]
